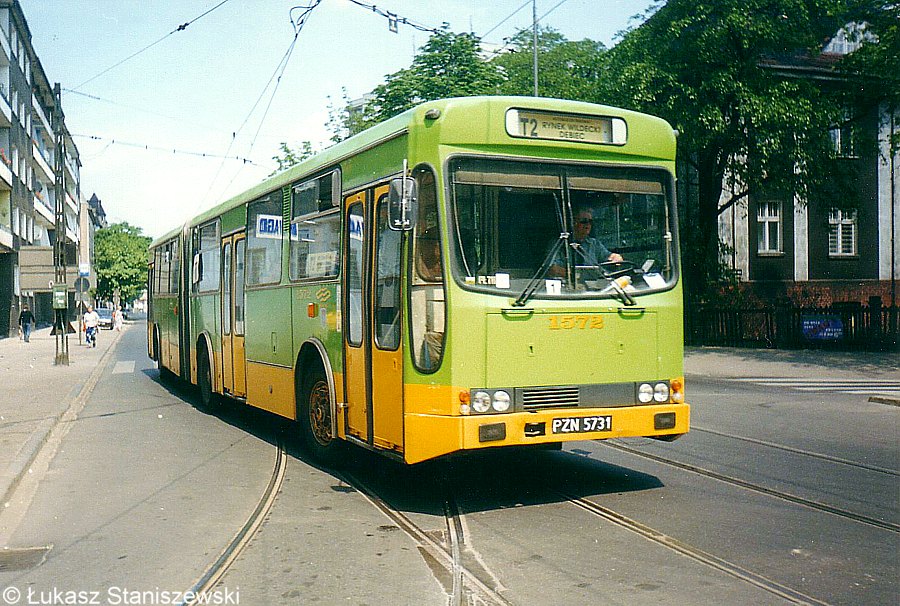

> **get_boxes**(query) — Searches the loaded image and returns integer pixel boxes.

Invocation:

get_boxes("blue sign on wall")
[801,314,844,341]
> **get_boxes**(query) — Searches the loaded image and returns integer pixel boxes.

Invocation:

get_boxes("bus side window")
[410,166,445,373]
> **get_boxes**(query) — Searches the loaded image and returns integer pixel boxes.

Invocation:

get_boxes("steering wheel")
[600,260,637,279]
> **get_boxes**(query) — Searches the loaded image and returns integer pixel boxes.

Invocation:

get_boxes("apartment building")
[0,0,82,336]
[716,27,899,308]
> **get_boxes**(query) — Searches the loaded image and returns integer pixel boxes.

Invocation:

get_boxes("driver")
[548,206,622,277]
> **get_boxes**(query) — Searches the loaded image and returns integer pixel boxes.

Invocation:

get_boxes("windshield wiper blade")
[513,234,567,307]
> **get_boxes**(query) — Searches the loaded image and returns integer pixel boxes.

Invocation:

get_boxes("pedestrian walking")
[83,305,100,347]
[18,304,35,342]
[114,306,124,331]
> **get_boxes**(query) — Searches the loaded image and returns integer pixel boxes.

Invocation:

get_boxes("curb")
[0,417,58,507]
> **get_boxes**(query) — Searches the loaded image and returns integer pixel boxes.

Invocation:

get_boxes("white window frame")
[756,201,782,255]
[828,209,858,257]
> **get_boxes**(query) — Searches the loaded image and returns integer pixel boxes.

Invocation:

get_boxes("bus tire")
[197,348,218,410]
[299,368,343,465]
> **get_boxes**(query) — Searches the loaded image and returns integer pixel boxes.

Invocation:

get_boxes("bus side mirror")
[388,177,417,231]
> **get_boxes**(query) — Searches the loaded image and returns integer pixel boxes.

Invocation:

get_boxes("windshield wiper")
[512,234,567,307]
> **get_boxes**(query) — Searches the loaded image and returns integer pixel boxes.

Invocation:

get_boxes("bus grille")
[519,386,580,410]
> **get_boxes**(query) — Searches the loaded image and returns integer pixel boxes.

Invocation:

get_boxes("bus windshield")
[450,157,677,302]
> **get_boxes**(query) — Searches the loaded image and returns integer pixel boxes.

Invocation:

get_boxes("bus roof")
[150,96,675,248]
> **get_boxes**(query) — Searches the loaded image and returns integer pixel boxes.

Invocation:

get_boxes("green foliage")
[94,222,151,304]
[361,28,502,125]
[491,27,606,100]
[598,0,890,299]
[271,141,314,175]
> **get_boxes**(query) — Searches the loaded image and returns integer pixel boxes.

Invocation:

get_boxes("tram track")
[341,469,511,606]
[180,443,287,606]
[601,439,900,533]
[692,425,899,476]
[559,491,834,606]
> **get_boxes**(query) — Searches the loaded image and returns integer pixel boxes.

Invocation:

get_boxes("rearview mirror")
[388,177,417,231]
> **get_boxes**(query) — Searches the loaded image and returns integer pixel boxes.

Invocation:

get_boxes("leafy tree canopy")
[362,28,502,126]
[94,222,151,305]
[492,27,606,100]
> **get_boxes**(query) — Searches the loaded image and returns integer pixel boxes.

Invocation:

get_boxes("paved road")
[0,329,896,605]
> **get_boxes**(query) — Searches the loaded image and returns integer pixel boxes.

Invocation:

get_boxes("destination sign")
[505,109,627,145]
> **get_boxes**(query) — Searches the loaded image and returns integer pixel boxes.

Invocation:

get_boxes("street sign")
[79,263,90,277]
[75,276,90,294]
[52,284,68,309]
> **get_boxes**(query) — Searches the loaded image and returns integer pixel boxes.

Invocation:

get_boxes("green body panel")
[190,293,221,359]
[245,287,293,367]
[290,282,342,372]
[221,205,247,236]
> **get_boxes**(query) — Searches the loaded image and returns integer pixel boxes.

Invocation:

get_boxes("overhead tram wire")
[344,0,443,34]
[482,0,574,60]
[200,1,322,209]
[72,0,233,91]
[72,134,264,167]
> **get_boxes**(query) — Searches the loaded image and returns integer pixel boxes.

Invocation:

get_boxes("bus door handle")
[501,308,534,319]
[617,307,646,317]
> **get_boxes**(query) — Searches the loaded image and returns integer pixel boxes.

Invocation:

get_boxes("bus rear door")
[222,234,247,398]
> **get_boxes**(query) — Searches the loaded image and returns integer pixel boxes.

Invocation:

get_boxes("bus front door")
[343,186,404,453]
[222,234,247,398]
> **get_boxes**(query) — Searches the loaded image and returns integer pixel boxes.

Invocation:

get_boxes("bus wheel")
[300,369,342,464]
[198,350,217,410]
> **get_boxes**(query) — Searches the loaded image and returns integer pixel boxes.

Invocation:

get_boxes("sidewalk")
[685,345,900,405]
[685,346,899,379]
[0,325,122,508]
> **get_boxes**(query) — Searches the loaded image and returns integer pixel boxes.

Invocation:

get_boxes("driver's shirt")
[552,236,613,268]
[84,311,100,328]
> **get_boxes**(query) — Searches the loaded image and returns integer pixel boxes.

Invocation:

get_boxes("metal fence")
[686,301,899,351]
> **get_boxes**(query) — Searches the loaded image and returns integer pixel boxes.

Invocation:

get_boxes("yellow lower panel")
[404,403,690,464]
[246,362,295,419]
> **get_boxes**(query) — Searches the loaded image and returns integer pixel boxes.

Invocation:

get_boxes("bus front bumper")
[403,403,690,464]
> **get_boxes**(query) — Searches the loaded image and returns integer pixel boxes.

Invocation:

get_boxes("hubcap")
[308,380,332,446]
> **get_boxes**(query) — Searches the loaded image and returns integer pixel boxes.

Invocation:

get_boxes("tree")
[597,0,876,298]
[491,27,606,100]
[94,222,151,305]
[360,28,502,126]
[271,141,314,175]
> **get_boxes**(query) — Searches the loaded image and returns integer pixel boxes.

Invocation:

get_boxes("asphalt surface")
[0,323,897,605]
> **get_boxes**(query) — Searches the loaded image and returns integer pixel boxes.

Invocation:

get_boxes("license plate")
[551,415,613,434]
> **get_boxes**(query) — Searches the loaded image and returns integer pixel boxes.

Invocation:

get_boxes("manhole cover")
[0,546,52,571]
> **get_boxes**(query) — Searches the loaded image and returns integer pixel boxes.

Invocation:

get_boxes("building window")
[828,209,857,257]
[830,120,857,158]
[756,201,782,254]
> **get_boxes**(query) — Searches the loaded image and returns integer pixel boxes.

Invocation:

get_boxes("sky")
[18,0,656,240]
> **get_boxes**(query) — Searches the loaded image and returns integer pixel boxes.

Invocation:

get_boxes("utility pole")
[53,83,69,365]
[532,0,539,97]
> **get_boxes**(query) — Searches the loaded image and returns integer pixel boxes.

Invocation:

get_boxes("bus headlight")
[653,382,670,402]
[492,391,511,412]
[638,383,654,403]
[472,391,492,413]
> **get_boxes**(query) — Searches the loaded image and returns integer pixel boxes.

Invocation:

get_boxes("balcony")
[32,143,54,181]
[0,91,10,129]
[33,193,54,225]
[31,93,52,135]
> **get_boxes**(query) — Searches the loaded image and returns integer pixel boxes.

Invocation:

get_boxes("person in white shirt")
[83,305,100,347]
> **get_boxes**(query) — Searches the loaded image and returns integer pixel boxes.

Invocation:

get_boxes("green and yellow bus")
[148,96,689,464]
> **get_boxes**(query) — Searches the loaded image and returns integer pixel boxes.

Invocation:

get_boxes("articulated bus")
[148,96,689,464]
